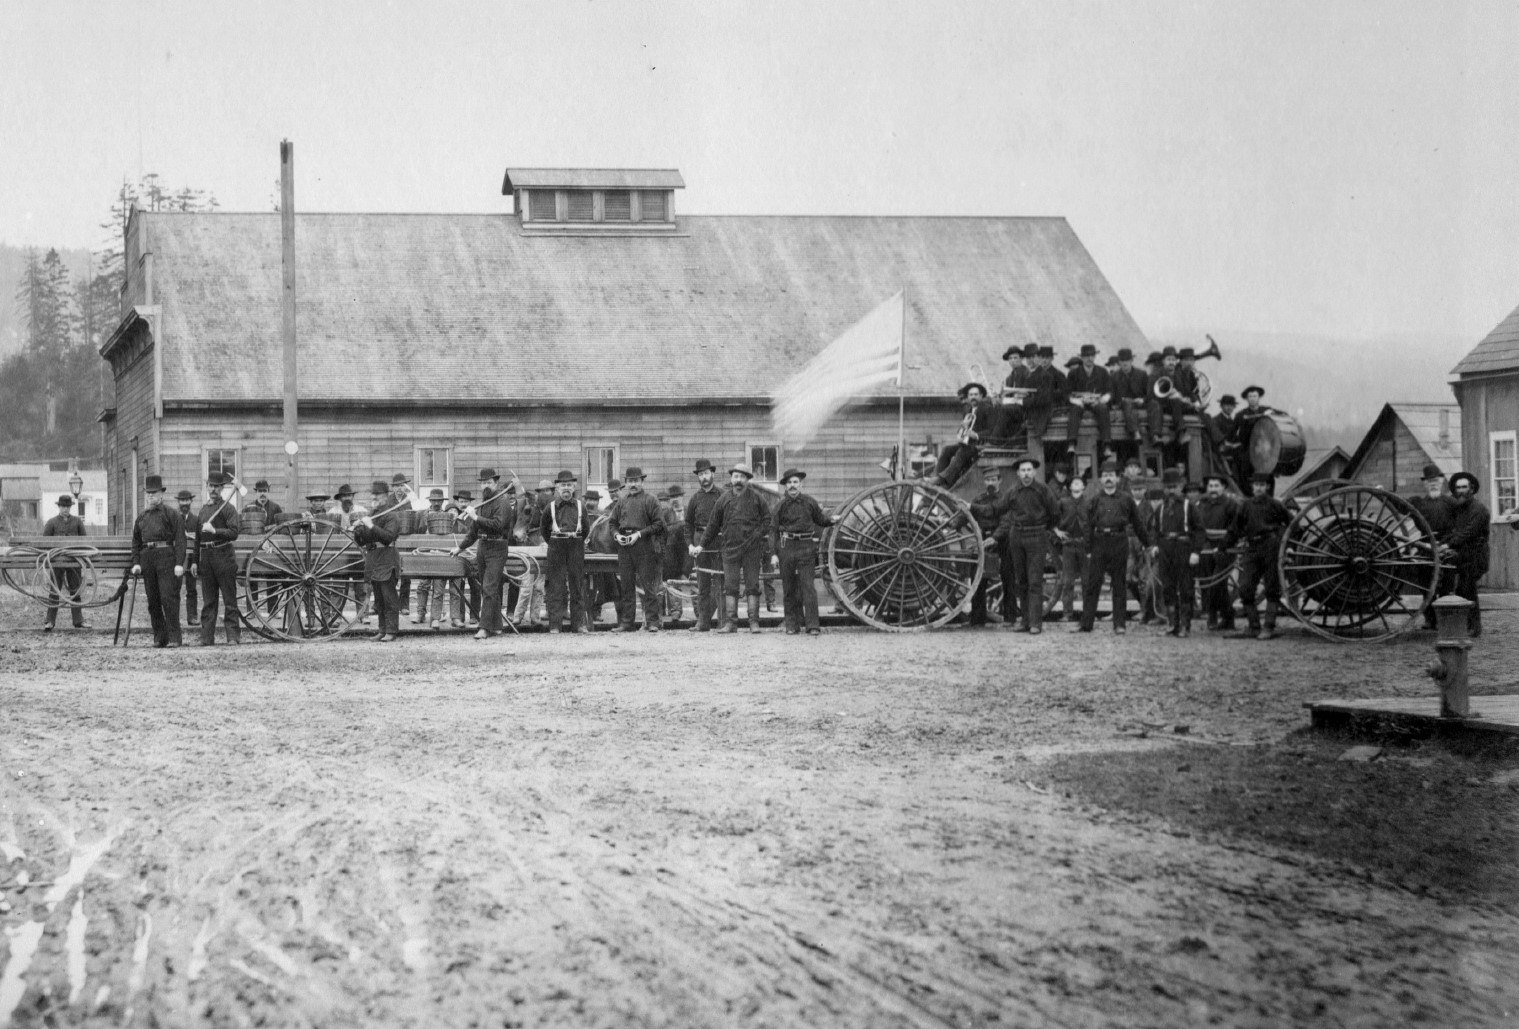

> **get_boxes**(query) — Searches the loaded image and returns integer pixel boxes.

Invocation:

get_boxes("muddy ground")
[2,598,1518,1028]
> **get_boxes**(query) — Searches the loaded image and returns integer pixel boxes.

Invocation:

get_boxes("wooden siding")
[104,326,157,533]
[1456,373,1519,589]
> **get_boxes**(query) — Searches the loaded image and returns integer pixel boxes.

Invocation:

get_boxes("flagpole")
[897,290,906,480]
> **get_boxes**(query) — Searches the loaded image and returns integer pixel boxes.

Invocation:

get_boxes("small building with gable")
[97,166,1152,532]
[1450,303,1519,587]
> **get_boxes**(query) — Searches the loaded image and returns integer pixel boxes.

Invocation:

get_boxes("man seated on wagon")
[924,382,997,489]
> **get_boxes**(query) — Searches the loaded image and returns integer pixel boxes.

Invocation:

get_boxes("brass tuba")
[1152,376,1175,400]
[1200,336,1223,361]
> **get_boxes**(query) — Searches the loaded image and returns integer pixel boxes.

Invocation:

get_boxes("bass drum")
[1248,410,1307,476]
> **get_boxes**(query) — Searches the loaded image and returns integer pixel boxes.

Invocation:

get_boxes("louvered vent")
[566,191,594,221]
[529,190,558,221]
[640,191,667,221]
[604,191,632,221]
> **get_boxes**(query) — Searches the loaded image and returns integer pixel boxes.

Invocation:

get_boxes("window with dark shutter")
[566,190,594,221]
[639,190,667,221]
[603,190,631,221]
[529,190,558,221]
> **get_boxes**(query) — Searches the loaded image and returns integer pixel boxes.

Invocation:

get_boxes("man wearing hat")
[994,343,1036,441]
[1409,464,1456,628]
[683,459,725,631]
[446,488,480,629]
[589,477,628,627]
[1074,459,1150,635]
[1231,386,1271,486]
[327,483,371,623]
[1173,347,1202,413]
[979,456,1064,633]
[41,494,88,631]
[1209,395,1240,470]
[695,463,772,632]
[1065,344,1114,454]
[1146,346,1189,446]
[510,478,556,629]
[1110,348,1148,454]
[411,488,454,630]
[451,468,530,639]
[771,469,837,635]
[130,474,187,648]
[966,466,1012,627]
[661,484,688,584]
[192,471,243,646]
[350,478,406,641]
[927,383,996,489]
[1196,473,1240,630]
[241,478,283,537]
[174,489,201,627]
[1444,471,1491,637]
[1152,469,1204,637]
[1224,472,1294,640]
[607,467,668,631]
[536,470,595,633]
[1024,345,1065,441]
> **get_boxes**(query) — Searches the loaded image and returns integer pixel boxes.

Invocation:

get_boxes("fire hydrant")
[1425,596,1475,718]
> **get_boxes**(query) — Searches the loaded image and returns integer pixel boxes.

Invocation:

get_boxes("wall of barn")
[1348,417,1441,495]
[1455,374,1519,589]
[151,402,964,510]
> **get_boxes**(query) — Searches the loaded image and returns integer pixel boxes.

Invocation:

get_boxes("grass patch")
[1035,734,1519,908]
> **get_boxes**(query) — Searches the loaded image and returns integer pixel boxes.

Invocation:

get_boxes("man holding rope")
[192,471,243,646]
[41,494,88,632]
[130,474,187,648]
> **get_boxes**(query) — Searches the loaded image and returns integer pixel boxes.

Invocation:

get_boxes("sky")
[1,0,1515,343]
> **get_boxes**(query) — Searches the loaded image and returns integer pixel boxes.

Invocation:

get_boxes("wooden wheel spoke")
[309,540,362,579]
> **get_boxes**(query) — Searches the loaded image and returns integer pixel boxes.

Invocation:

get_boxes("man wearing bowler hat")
[1074,459,1150,635]
[1409,463,1456,628]
[538,470,595,633]
[1231,386,1271,486]
[1444,471,1491,637]
[130,474,187,648]
[41,494,88,631]
[352,475,410,641]
[1065,343,1114,456]
[608,466,668,631]
[1152,469,1204,637]
[1196,473,1239,631]
[452,468,529,639]
[192,471,243,645]
[771,468,837,635]
[977,456,1064,633]
[1110,347,1148,456]
[695,462,771,632]
[994,344,1032,442]
[1225,472,1293,640]
[684,459,725,631]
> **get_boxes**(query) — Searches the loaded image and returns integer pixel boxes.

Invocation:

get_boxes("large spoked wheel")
[826,481,983,631]
[1279,484,1439,642]
[240,520,367,641]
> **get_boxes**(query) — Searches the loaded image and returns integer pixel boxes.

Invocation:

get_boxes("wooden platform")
[1308,695,1519,736]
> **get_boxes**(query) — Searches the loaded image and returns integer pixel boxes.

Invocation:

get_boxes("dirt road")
[2,611,1518,1027]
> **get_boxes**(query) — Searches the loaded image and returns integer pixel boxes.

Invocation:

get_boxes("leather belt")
[362,543,392,552]
[1163,533,1189,540]
[199,541,231,549]
[142,541,172,549]
[780,532,815,541]
[549,532,583,540]
[1011,525,1049,535]
[1094,528,1126,536]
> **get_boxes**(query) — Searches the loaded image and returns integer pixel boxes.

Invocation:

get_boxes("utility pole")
[280,141,300,510]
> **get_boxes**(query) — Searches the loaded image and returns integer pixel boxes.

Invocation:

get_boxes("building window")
[604,190,631,221]
[415,447,451,497]
[1492,430,1517,520]
[204,448,239,485]
[529,190,558,221]
[639,190,668,222]
[584,445,618,493]
[566,190,594,222]
[748,442,781,482]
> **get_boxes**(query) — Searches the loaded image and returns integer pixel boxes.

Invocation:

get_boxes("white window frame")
[747,441,782,484]
[584,444,619,496]
[202,447,240,488]
[414,446,452,498]
[1491,429,1517,521]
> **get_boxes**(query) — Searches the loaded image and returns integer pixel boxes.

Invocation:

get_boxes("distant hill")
[1150,329,1469,454]
[0,243,96,357]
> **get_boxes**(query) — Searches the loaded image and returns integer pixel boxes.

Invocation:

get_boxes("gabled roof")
[141,211,1150,405]
[502,168,686,192]
[1451,301,1519,378]
[1344,402,1462,480]
[1276,446,1349,498]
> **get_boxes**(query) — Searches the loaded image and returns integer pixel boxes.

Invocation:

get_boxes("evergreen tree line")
[1,176,215,462]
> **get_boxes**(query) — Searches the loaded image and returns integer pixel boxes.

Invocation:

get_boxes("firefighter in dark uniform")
[1051,473,1088,623]
[986,456,1064,634]
[175,489,200,627]
[1444,471,1491,638]
[771,468,837,635]
[609,466,667,632]
[966,466,1009,626]
[41,494,88,631]
[1024,345,1066,441]
[995,344,1033,442]
[451,468,530,639]
[1196,473,1240,630]
[537,470,594,633]
[927,383,996,489]
[1152,471,1204,637]
[1073,460,1150,634]
[1208,396,1240,483]
[683,459,725,632]
[1232,386,1272,486]
[1225,471,1294,640]
[1408,463,1456,629]
[1147,346,1189,445]
[354,476,405,641]
[192,471,242,646]
[130,474,187,648]
[1110,347,1148,457]
[1065,344,1113,456]
[695,462,772,633]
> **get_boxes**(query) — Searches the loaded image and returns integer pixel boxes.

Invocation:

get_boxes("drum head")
[1249,418,1282,474]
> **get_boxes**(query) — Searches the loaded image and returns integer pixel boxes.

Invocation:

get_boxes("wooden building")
[98,167,1151,531]
[1342,402,1462,493]
[1276,445,1350,499]
[1450,303,1519,587]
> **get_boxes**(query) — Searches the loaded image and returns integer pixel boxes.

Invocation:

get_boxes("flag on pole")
[771,291,904,449]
